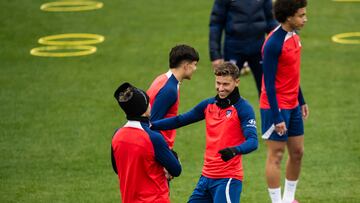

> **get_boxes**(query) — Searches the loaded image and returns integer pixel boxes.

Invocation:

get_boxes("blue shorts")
[261,106,304,141]
[188,175,242,203]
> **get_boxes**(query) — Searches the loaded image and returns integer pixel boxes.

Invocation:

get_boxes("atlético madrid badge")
[226,110,232,118]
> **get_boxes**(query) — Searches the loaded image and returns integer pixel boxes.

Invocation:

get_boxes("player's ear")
[182,61,190,70]
[235,78,240,86]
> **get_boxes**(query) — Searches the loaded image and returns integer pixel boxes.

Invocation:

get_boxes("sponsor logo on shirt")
[246,119,257,128]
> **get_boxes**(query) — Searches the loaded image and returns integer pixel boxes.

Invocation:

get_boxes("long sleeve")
[264,0,278,33]
[150,83,177,122]
[234,101,258,154]
[146,130,182,177]
[209,0,229,61]
[151,99,209,130]
[263,34,284,124]
[111,146,117,174]
[298,86,306,106]
[111,129,119,174]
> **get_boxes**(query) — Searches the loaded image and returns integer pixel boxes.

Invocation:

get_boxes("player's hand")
[218,147,238,162]
[164,168,174,181]
[212,59,224,69]
[275,122,287,136]
[301,104,309,120]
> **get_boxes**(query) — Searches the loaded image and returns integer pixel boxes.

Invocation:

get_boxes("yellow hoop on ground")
[331,32,360,44]
[40,1,103,12]
[30,45,97,57]
[38,33,105,45]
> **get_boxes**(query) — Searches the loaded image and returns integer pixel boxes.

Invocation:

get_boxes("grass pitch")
[0,0,359,202]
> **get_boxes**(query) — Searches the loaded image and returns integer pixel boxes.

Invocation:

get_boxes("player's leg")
[283,106,304,203]
[282,136,303,203]
[261,108,291,203]
[286,136,304,181]
[212,178,242,203]
[188,176,212,203]
[247,53,263,96]
[265,140,287,203]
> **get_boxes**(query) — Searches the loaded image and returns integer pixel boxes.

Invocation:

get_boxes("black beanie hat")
[114,82,150,117]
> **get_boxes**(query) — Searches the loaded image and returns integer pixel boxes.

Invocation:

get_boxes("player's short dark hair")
[169,44,199,68]
[274,0,307,23]
[214,62,240,80]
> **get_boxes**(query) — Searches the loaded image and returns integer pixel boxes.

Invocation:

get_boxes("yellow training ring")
[331,32,360,44]
[38,33,105,46]
[40,1,103,12]
[30,45,97,57]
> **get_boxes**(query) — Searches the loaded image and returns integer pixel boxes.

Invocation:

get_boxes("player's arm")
[298,86,309,119]
[150,85,177,122]
[111,129,119,174]
[209,0,229,61]
[111,146,117,174]
[151,99,209,130]
[218,102,258,162]
[264,0,278,33]
[147,130,182,177]
[263,39,284,125]
[236,104,258,154]
[298,86,306,106]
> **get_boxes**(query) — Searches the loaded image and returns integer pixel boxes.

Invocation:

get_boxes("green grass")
[1,0,359,202]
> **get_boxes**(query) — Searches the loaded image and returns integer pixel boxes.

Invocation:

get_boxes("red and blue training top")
[147,70,180,149]
[260,25,306,124]
[111,120,181,203]
[152,96,258,181]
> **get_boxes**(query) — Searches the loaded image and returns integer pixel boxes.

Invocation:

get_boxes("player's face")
[183,61,197,80]
[215,75,239,99]
[288,7,307,30]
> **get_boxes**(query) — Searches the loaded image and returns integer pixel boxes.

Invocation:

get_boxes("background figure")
[147,44,199,150]
[111,82,181,203]
[152,62,258,203]
[209,0,278,96]
[260,0,309,203]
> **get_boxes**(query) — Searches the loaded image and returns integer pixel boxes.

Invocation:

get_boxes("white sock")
[282,179,298,203]
[268,187,282,203]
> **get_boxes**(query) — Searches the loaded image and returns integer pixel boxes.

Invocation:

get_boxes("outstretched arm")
[151,99,209,130]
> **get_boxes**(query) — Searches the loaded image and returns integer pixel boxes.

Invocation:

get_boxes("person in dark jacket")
[209,0,278,96]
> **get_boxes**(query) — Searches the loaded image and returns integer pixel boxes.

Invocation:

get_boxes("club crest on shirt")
[226,110,232,118]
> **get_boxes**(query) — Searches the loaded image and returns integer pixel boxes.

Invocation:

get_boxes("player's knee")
[269,149,285,165]
[289,147,304,162]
